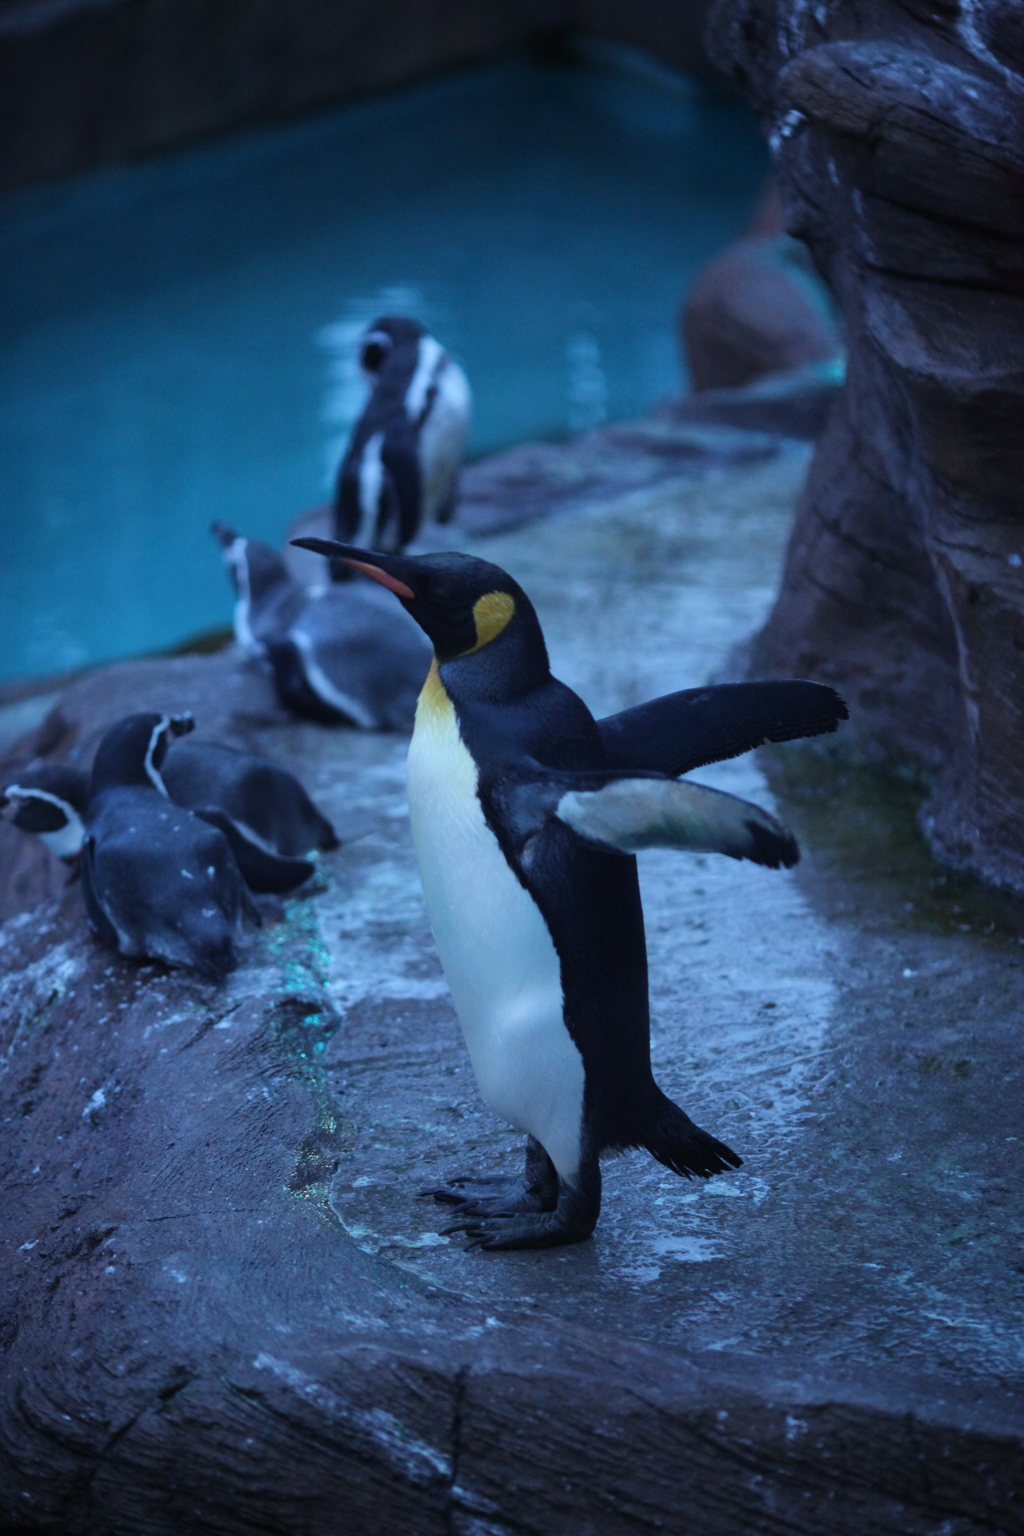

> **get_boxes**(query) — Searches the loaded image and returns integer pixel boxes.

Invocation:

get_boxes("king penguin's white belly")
[406,665,584,1180]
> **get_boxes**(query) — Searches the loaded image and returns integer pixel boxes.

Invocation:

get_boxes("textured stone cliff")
[707,0,1024,890]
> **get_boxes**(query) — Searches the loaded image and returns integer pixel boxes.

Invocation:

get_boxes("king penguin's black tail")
[642,1090,742,1178]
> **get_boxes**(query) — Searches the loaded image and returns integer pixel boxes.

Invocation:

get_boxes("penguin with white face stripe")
[332,317,471,563]
[213,521,431,731]
[81,713,261,980]
[1,765,89,864]
[4,729,336,896]
[293,535,847,1250]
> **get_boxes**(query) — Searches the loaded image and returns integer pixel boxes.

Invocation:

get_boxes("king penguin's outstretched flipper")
[494,769,798,870]
[556,776,799,867]
[598,680,848,778]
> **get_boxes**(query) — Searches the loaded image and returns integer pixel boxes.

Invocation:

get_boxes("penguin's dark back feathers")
[266,638,351,725]
[190,806,315,894]
[486,781,655,1149]
[83,789,253,978]
[271,579,431,731]
[335,429,421,550]
[162,738,338,855]
[447,665,604,773]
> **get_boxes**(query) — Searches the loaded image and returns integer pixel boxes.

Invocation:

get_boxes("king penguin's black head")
[90,712,195,796]
[290,538,549,680]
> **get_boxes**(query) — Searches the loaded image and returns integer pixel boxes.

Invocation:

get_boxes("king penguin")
[82,713,261,979]
[293,536,847,1250]
[332,316,471,560]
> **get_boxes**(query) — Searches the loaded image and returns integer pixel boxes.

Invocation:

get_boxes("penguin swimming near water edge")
[294,534,848,1250]
[332,316,471,561]
[213,521,431,731]
[82,713,261,980]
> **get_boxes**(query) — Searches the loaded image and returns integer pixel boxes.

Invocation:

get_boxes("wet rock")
[451,416,781,536]
[681,231,842,391]
[3,450,1024,1530]
[663,357,845,442]
[707,0,1024,891]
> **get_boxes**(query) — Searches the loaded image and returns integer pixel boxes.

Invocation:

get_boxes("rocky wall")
[0,0,717,192]
[706,0,1024,891]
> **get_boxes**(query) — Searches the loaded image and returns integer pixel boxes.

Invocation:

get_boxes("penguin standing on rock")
[294,536,848,1250]
[81,713,260,979]
[333,316,471,559]
[214,522,431,731]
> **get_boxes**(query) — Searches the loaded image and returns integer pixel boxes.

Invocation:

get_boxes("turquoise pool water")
[0,47,768,681]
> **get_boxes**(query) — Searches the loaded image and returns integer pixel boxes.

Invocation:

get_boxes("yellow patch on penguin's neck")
[415,592,515,727]
[415,657,452,727]
[468,590,515,652]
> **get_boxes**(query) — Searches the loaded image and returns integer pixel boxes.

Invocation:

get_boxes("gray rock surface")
[3,447,1024,1531]
[681,233,842,391]
[706,0,1024,893]
[0,0,718,192]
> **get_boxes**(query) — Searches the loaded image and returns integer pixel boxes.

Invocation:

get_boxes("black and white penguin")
[82,713,260,980]
[161,736,339,894]
[212,521,307,659]
[294,535,848,1249]
[214,522,431,731]
[3,730,336,897]
[332,316,471,558]
[0,765,89,863]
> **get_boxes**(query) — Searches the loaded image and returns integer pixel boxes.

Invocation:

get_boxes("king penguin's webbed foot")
[448,1158,601,1251]
[423,1137,558,1221]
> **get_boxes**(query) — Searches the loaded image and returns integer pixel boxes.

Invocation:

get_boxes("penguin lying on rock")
[333,316,471,560]
[161,736,338,894]
[294,535,848,1250]
[81,713,261,979]
[1,765,89,865]
[214,521,431,731]
[3,726,337,897]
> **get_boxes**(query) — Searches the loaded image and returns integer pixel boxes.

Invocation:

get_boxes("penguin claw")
[429,1182,554,1222]
[421,1176,525,1209]
[454,1213,594,1252]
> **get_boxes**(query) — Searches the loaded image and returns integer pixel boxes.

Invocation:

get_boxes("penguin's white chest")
[406,669,584,1179]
